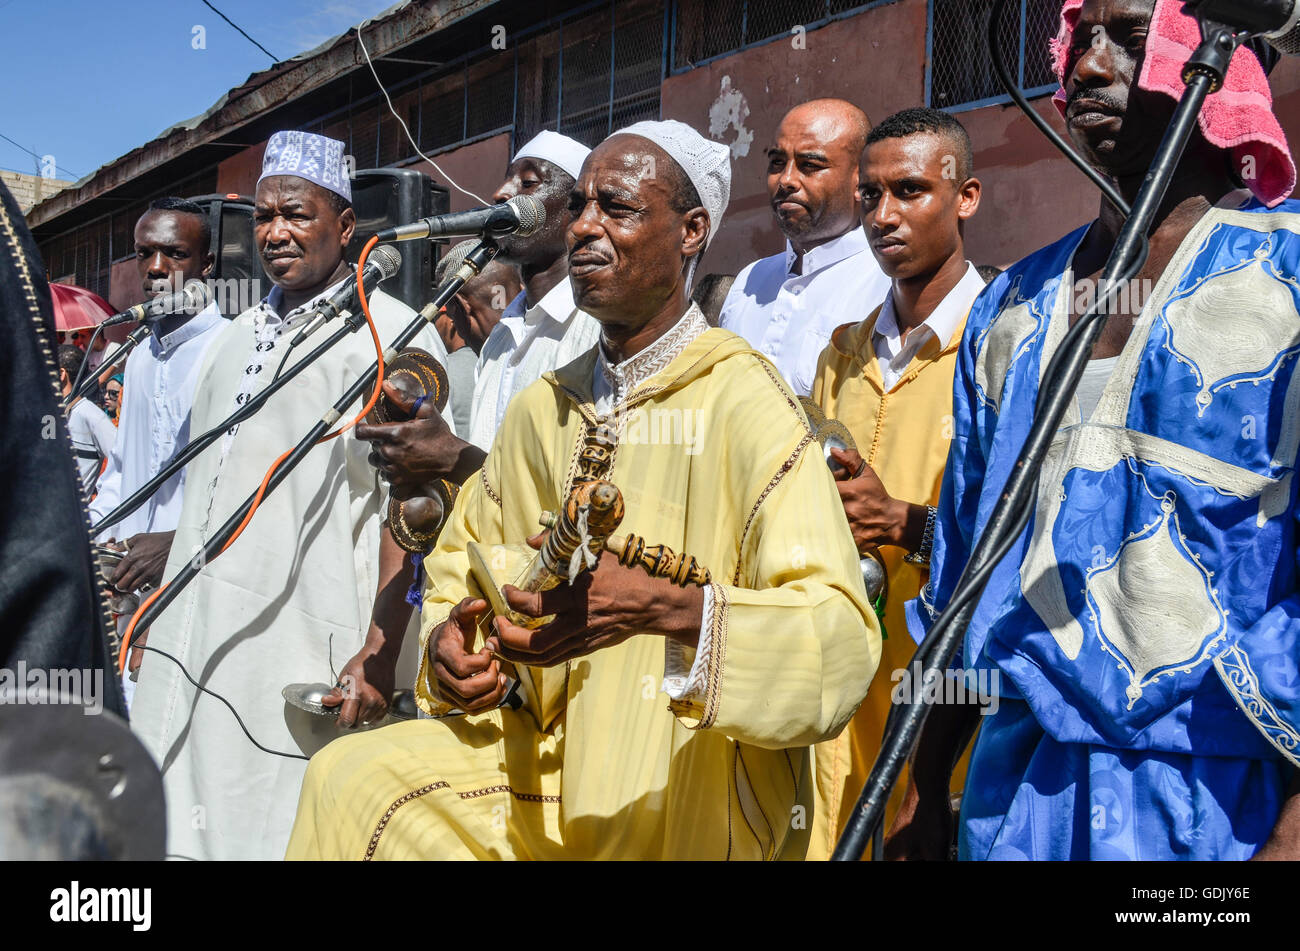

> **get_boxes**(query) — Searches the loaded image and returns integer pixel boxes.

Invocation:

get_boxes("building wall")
[405,132,513,212]
[216,142,269,197]
[2,170,72,214]
[661,0,929,277]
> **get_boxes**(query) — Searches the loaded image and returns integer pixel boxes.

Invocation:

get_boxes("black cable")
[0,129,81,180]
[270,339,297,383]
[133,643,307,760]
[988,0,1131,217]
[197,0,279,62]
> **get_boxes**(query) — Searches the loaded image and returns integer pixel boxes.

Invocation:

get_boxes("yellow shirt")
[288,321,880,860]
[808,302,970,859]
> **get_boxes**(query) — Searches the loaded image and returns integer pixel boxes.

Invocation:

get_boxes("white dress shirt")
[719,226,891,396]
[89,302,230,540]
[871,262,986,390]
[468,277,602,451]
[67,397,116,496]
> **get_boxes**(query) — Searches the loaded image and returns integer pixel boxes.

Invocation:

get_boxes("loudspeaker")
[189,193,260,316]
[348,168,451,313]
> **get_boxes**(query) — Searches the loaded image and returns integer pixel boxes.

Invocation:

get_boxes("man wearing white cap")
[129,130,451,860]
[287,120,878,860]
[356,132,600,509]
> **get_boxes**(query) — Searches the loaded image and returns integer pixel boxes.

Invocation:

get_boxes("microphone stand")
[832,10,1248,860]
[94,316,360,537]
[125,239,500,640]
[92,269,399,537]
[63,323,152,408]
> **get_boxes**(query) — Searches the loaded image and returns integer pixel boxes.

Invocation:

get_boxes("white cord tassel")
[566,504,597,582]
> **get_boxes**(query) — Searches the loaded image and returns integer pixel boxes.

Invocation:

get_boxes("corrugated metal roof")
[27,0,495,229]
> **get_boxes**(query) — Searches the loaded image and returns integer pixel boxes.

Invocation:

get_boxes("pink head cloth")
[1049,0,1295,207]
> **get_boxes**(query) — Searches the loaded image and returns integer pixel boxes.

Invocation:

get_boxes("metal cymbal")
[281,683,420,721]
[281,682,338,717]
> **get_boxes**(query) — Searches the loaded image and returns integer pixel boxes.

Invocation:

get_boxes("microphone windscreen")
[434,239,479,287]
[181,279,213,313]
[369,243,403,279]
[507,194,546,237]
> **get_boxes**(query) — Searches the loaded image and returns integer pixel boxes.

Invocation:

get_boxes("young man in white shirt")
[90,198,228,620]
[719,98,891,395]
[59,344,116,496]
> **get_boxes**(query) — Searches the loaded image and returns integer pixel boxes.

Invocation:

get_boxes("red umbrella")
[49,283,115,332]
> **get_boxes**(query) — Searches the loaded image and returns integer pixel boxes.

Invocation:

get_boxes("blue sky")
[0,0,398,182]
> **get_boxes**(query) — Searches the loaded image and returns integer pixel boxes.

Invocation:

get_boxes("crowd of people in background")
[47,0,1300,862]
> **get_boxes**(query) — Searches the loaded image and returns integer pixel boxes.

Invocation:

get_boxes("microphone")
[289,244,402,348]
[1181,0,1300,53]
[373,194,545,243]
[102,281,213,327]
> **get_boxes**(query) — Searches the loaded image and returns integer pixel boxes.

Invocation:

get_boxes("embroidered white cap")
[612,119,732,242]
[512,130,592,181]
[257,131,351,202]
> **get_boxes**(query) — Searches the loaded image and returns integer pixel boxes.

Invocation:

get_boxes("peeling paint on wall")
[708,76,754,159]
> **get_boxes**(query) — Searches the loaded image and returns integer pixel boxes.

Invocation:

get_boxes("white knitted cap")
[613,120,732,242]
[512,130,591,181]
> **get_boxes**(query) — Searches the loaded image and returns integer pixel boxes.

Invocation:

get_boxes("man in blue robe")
[893,0,1300,860]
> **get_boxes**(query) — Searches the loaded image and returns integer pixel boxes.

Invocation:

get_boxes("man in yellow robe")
[287,120,879,860]
[807,108,986,859]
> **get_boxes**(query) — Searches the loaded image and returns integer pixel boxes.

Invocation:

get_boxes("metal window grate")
[1023,0,1062,88]
[670,0,877,72]
[928,0,1060,111]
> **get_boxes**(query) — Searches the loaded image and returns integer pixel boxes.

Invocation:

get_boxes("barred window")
[928,0,1061,111]
[670,0,877,72]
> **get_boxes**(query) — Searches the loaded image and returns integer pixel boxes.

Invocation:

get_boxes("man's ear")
[338,206,356,248]
[682,207,710,259]
[201,251,216,279]
[957,176,982,222]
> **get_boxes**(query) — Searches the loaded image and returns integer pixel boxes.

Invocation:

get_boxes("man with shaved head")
[720,98,890,395]
[288,120,879,861]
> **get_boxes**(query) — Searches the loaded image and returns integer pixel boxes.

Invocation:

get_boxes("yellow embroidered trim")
[365,781,449,859]
[480,468,502,507]
[364,782,561,860]
[699,582,729,730]
[734,432,815,583]
[867,392,887,467]
[457,784,562,803]
[754,359,813,434]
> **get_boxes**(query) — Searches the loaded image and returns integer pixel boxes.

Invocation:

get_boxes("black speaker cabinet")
[348,168,451,313]
[189,193,259,317]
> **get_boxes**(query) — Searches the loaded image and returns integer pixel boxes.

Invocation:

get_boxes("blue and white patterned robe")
[909,194,1300,860]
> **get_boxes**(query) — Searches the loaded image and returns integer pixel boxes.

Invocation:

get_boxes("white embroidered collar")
[594,303,708,410]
